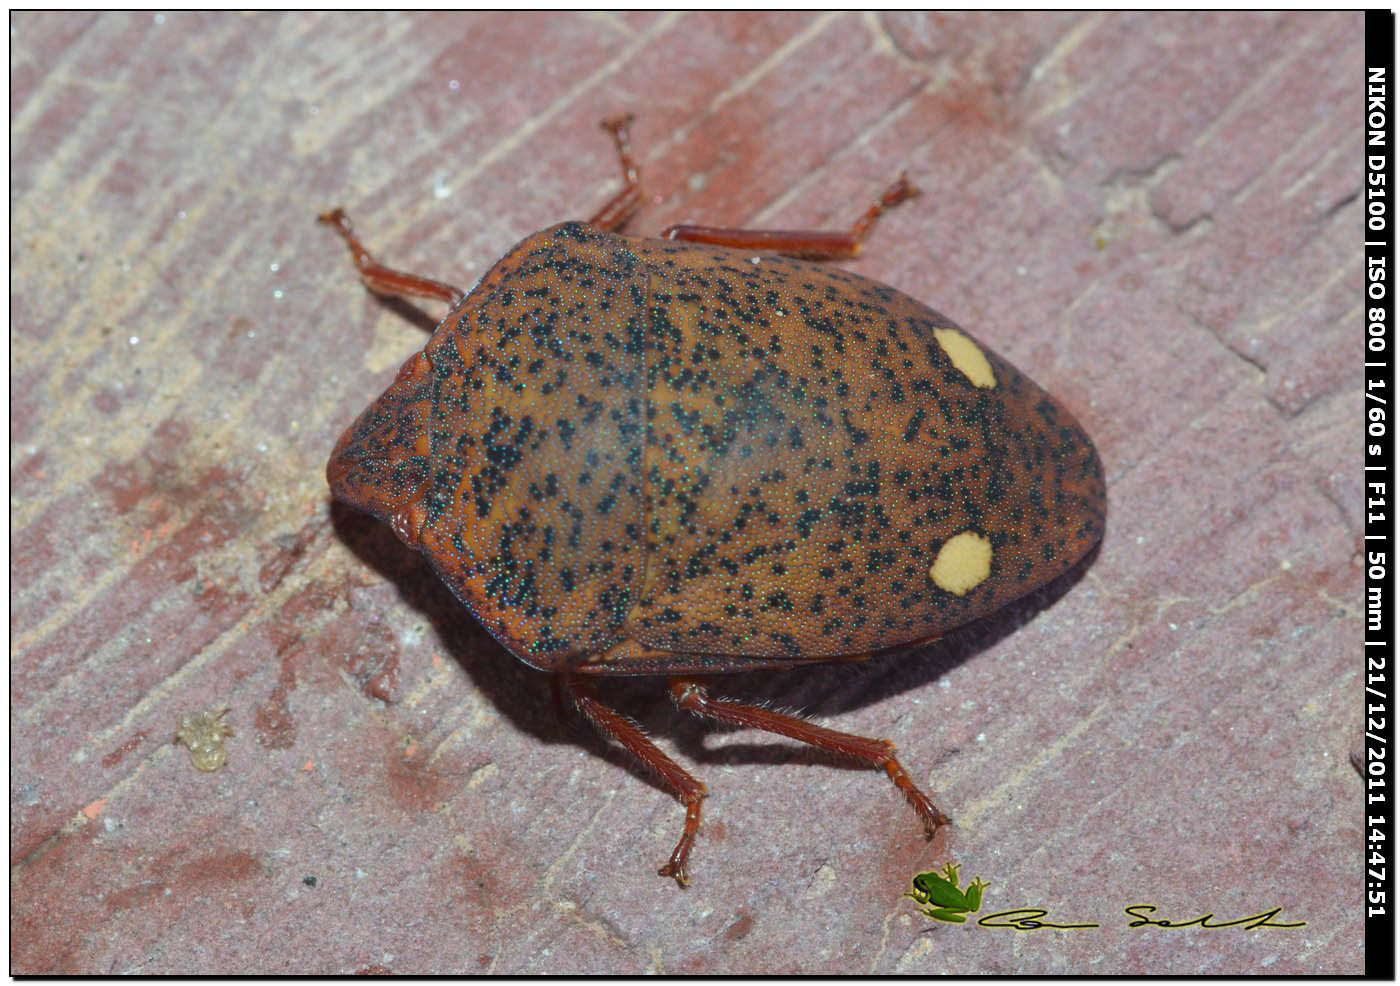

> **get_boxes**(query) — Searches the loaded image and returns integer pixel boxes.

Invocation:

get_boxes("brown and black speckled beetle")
[320,115,1105,885]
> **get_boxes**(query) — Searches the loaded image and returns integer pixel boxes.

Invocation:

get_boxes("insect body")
[321,116,1105,884]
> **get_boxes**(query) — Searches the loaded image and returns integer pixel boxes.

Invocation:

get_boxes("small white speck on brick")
[806,862,838,899]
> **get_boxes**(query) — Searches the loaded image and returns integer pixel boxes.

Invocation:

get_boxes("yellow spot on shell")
[933,328,996,389]
[929,531,993,596]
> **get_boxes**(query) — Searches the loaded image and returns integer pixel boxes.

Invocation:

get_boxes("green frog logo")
[906,862,990,924]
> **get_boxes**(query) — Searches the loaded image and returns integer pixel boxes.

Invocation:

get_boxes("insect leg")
[567,676,708,886]
[587,113,643,232]
[659,174,920,260]
[317,208,466,305]
[668,677,949,839]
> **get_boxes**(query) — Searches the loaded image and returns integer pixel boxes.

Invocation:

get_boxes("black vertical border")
[1365,9,1395,982]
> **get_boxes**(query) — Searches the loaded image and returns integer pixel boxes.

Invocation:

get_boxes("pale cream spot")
[929,531,993,595]
[933,328,996,389]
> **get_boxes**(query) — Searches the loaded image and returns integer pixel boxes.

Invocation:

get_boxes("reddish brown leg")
[567,676,708,886]
[661,174,920,260]
[317,208,466,305]
[587,113,643,232]
[668,677,949,838]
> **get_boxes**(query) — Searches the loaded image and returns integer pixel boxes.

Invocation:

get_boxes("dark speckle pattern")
[328,222,1106,674]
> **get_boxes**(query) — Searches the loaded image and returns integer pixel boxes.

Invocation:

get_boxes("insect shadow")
[328,497,1099,794]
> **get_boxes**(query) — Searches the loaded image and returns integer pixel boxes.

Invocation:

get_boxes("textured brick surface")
[11,11,1363,974]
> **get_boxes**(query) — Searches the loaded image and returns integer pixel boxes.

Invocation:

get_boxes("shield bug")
[320,114,1105,885]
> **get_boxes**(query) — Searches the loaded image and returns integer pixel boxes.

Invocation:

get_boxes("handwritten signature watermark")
[906,863,1307,932]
